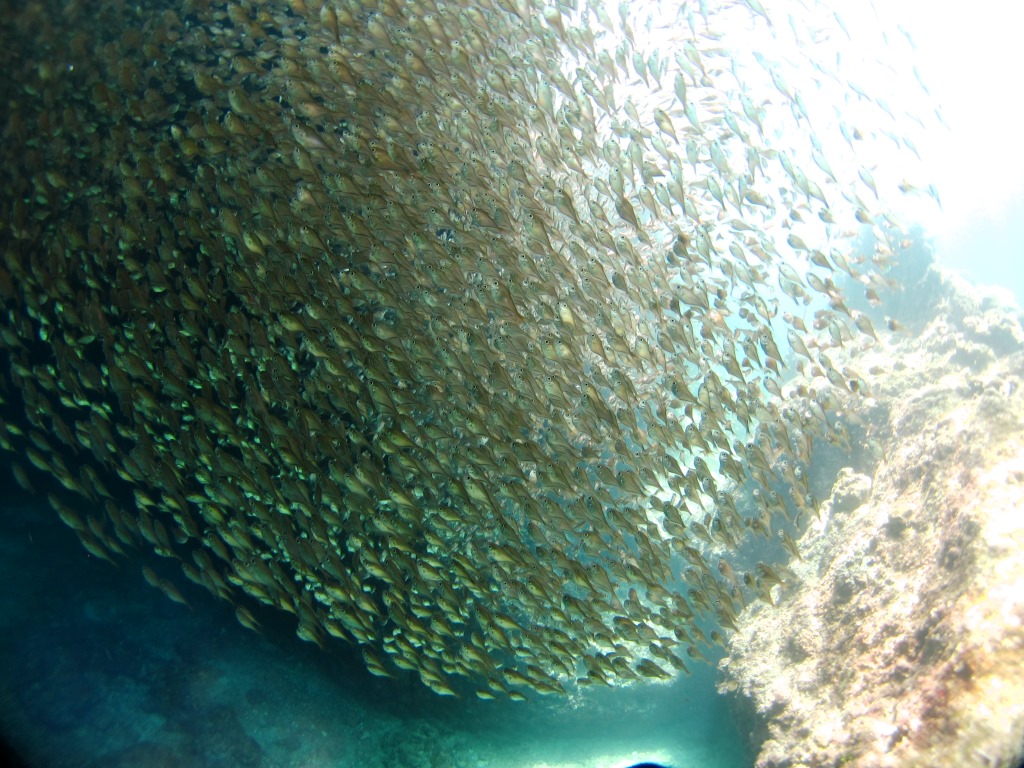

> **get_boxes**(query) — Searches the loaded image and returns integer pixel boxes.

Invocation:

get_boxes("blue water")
[0,473,756,768]
[934,186,1024,306]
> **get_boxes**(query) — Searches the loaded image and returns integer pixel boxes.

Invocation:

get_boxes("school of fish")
[0,0,934,699]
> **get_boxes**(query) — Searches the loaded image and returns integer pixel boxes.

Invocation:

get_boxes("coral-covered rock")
[721,268,1024,768]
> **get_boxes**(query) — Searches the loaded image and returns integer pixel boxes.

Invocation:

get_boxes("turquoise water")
[0,480,756,768]
[933,189,1024,306]
[2,0,1019,764]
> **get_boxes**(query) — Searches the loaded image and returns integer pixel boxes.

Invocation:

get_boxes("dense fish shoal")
[0,0,936,698]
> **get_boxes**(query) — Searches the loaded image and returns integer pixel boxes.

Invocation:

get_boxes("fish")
[0,0,935,698]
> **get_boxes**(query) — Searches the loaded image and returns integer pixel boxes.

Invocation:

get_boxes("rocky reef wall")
[721,266,1024,768]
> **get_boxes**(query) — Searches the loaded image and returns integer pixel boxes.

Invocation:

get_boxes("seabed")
[0,492,755,768]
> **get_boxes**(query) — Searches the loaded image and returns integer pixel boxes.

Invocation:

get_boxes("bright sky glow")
[875,0,1024,238]
[807,0,1024,292]
[885,0,1024,296]
[603,0,1024,295]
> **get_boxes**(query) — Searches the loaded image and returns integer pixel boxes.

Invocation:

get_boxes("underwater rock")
[824,469,871,515]
[720,268,1024,768]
